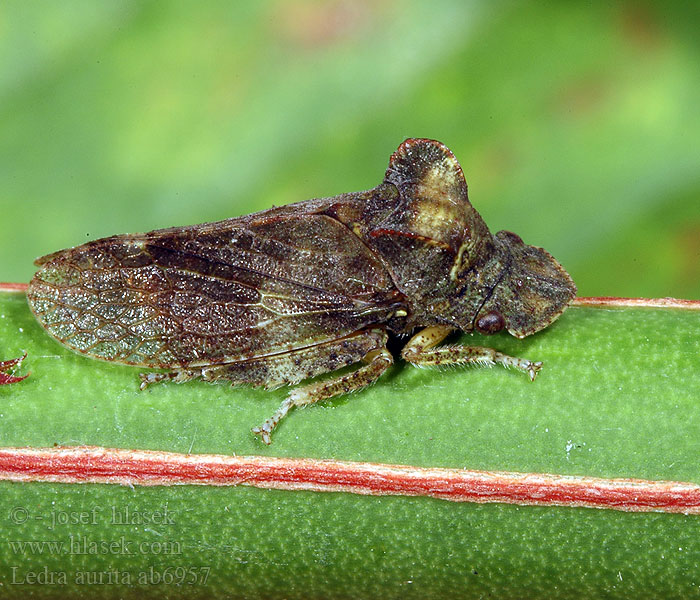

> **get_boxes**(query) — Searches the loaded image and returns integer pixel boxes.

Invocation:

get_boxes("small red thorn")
[0,353,29,385]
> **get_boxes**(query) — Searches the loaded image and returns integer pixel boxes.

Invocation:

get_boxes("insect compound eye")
[476,310,505,335]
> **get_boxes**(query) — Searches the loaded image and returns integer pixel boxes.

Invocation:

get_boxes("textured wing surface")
[27,212,403,367]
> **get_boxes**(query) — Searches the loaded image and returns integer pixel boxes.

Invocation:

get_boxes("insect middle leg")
[142,328,392,444]
[401,325,542,380]
[247,329,393,444]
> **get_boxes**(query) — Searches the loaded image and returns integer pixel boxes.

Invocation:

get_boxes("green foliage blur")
[1,1,698,299]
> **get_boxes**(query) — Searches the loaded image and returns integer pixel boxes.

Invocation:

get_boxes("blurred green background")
[1,1,698,298]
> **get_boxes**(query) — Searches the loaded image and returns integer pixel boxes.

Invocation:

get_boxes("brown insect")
[27,139,576,443]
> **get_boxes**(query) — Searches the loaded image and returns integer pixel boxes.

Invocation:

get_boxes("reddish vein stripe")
[573,296,700,310]
[0,282,28,293]
[0,446,698,514]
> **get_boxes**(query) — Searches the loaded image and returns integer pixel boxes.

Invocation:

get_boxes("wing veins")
[147,242,359,301]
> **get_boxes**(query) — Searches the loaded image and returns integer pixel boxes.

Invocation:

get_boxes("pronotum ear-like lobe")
[375,138,490,255]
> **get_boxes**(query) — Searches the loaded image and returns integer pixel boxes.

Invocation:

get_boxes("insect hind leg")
[139,328,388,392]
[138,328,391,444]
[139,369,201,389]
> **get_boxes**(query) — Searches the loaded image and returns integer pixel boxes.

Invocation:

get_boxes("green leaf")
[1,288,699,598]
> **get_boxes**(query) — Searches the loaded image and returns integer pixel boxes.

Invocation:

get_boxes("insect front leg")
[401,325,542,381]
[251,330,393,444]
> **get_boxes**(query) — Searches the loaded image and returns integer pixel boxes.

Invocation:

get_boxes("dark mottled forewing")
[27,211,403,368]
